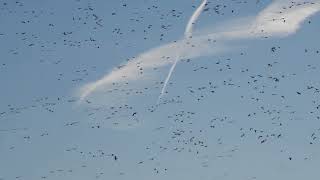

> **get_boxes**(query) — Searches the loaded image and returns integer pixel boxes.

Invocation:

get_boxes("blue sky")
[1,0,320,179]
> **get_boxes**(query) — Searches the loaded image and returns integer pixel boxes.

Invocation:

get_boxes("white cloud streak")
[78,0,320,101]
[157,0,207,103]
[185,0,208,37]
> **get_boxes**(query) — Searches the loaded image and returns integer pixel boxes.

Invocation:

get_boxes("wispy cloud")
[78,0,320,101]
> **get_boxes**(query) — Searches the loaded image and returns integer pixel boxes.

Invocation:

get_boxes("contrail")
[157,0,207,104]
[185,0,208,37]
[78,0,320,102]
[157,52,181,104]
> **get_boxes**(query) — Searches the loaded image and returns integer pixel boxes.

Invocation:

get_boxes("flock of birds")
[1,0,320,179]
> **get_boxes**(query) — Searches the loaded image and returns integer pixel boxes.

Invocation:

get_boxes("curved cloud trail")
[157,0,207,104]
[185,0,208,37]
[78,0,320,102]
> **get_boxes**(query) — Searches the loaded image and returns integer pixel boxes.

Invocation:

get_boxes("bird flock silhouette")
[1,0,320,180]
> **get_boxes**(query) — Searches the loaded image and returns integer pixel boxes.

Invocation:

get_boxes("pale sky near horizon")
[1,0,320,180]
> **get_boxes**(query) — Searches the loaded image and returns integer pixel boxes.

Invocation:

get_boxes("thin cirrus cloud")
[78,0,320,101]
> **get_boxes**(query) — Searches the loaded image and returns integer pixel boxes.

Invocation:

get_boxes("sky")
[1,0,320,179]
